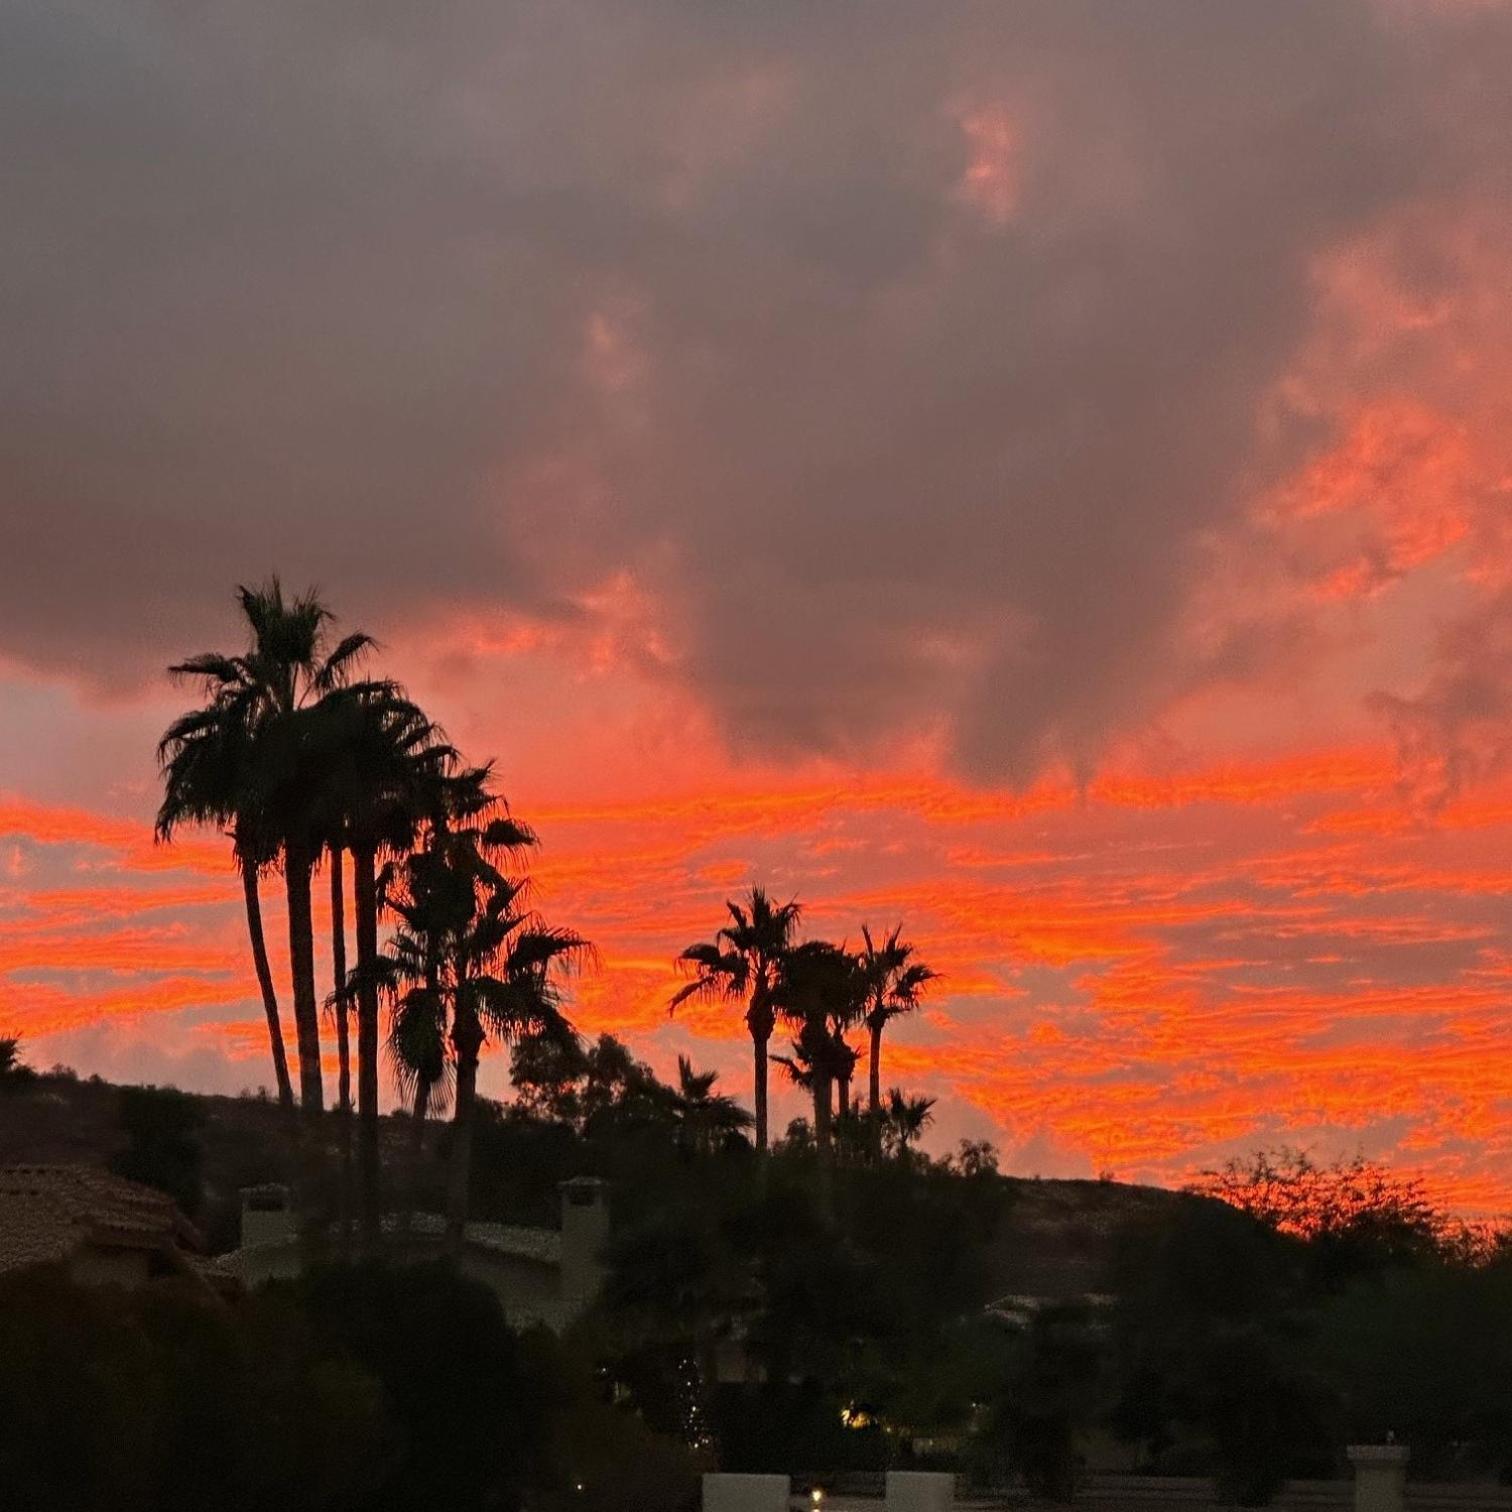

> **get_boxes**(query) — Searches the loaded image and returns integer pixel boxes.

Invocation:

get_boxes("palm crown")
[772,939,867,1151]
[858,923,939,1116]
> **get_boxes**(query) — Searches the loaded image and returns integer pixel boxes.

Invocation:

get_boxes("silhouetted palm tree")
[858,924,939,1118]
[158,581,374,1111]
[157,709,294,1109]
[673,1055,753,1156]
[316,686,455,1237]
[670,887,802,1152]
[881,1087,936,1160]
[378,799,585,1251]
[773,939,864,1155]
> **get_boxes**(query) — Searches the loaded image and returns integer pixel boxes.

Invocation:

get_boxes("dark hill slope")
[982,1176,1198,1303]
[0,1071,1205,1284]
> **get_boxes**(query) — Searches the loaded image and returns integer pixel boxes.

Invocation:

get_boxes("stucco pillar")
[1348,1444,1409,1512]
[703,1474,791,1512]
[886,1472,955,1512]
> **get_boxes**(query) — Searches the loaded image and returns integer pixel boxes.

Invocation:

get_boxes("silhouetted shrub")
[110,1085,207,1217]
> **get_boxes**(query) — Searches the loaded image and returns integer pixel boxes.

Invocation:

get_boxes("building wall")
[232,1236,567,1326]
[457,1250,563,1327]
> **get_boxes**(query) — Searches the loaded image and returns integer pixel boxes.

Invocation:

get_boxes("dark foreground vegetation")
[5,1049,1512,1511]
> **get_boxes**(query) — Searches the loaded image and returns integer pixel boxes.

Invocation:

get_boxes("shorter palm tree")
[671,887,802,1152]
[881,1088,936,1160]
[858,924,939,1120]
[773,940,864,1156]
[673,1055,753,1156]
[380,814,587,1251]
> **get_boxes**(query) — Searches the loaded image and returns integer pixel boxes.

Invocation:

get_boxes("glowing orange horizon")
[5,741,1511,1217]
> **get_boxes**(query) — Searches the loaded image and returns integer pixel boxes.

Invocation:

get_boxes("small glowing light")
[811,1491,825,1506]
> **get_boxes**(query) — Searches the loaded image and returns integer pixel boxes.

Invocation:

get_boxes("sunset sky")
[4,0,1512,1210]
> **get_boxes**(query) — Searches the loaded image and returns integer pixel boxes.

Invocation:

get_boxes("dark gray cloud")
[1372,587,1512,808]
[3,0,1508,776]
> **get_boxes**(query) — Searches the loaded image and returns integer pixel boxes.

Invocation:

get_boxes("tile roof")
[0,1164,202,1276]
[387,1213,563,1265]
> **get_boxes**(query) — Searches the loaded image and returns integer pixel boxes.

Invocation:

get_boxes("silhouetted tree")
[316,684,454,1237]
[671,887,802,1152]
[109,1085,207,1216]
[1110,1197,1329,1503]
[772,940,864,1156]
[158,580,375,1112]
[378,802,586,1250]
[857,923,938,1122]
[973,1304,1103,1501]
[156,698,293,1108]
[672,1055,753,1157]
[880,1088,936,1161]
[1192,1148,1445,1287]
[0,1033,27,1083]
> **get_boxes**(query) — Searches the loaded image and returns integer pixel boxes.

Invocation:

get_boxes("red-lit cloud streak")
[6,742,1511,1213]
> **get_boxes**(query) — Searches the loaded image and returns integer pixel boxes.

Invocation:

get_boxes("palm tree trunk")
[814,1068,835,1213]
[330,846,353,1250]
[446,1006,484,1255]
[867,1019,886,1161]
[331,846,351,1114]
[242,862,294,1109]
[813,1071,833,1153]
[837,1074,850,1117]
[752,1032,769,1152]
[400,1078,431,1239]
[283,841,324,1113]
[352,841,381,1246]
[868,1020,883,1114]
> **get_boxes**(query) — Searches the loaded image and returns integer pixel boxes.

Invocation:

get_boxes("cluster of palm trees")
[156,581,586,1245]
[671,888,938,1158]
[156,583,944,1245]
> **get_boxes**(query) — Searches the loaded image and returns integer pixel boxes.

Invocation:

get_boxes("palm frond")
[315,632,377,691]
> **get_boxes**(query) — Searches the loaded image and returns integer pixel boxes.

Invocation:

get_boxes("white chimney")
[239,1183,295,1249]
[558,1176,609,1311]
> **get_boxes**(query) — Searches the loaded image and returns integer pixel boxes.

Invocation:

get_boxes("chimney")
[1348,1444,1409,1512]
[558,1176,610,1311]
[239,1183,294,1249]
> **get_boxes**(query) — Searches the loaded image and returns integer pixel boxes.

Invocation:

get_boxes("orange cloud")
[8,745,1512,1215]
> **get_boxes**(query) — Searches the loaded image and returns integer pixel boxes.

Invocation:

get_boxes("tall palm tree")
[315,686,456,1239]
[160,580,374,1113]
[772,939,864,1156]
[670,887,801,1153]
[858,924,939,1119]
[379,800,586,1251]
[156,711,293,1109]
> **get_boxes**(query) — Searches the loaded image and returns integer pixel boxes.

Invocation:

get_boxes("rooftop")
[0,1164,203,1276]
